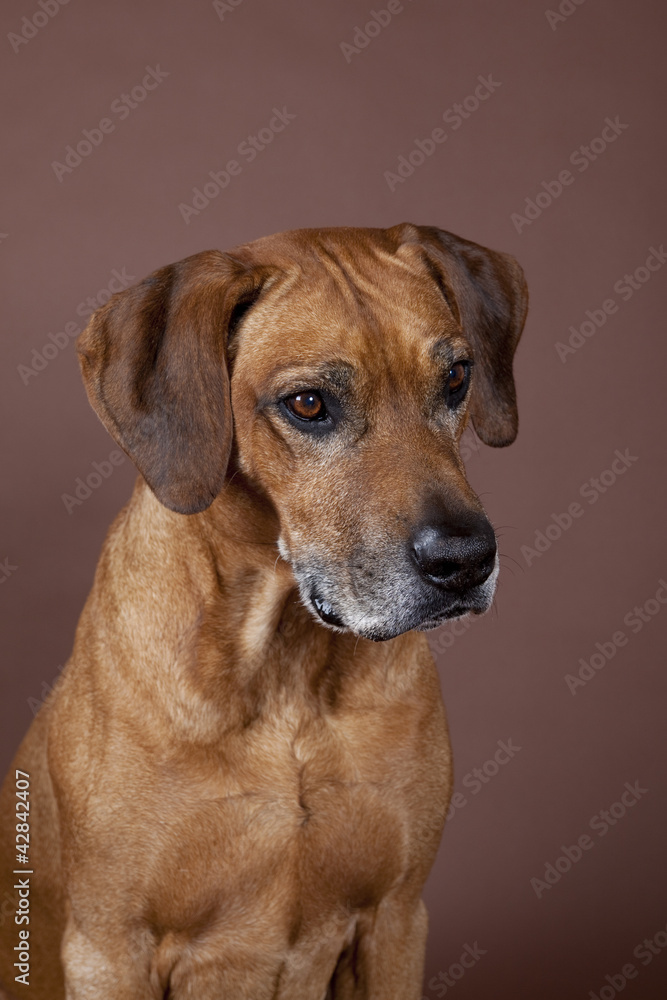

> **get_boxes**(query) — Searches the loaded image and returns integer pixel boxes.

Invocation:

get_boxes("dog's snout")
[411,517,497,590]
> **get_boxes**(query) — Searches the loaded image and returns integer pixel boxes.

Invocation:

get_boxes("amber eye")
[448,363,466,391]
[285,391,327,421]
[445,361,471,406]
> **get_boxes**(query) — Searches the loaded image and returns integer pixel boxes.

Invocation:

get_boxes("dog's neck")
[80,476,410,745]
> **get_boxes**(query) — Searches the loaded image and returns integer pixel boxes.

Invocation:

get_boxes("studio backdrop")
[1,1,666,997]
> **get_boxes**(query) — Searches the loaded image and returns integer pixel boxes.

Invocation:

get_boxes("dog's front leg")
[61,920,162,1000]
[61,922,288,1000]
[329,895,428,1000]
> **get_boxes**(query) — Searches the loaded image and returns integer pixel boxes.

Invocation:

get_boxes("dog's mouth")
[413,602,486,631]
[311,595,346,629]
[300,549,499,642]
[308,588,490,641]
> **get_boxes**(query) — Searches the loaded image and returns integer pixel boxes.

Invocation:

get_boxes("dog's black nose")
[411,515,497,590]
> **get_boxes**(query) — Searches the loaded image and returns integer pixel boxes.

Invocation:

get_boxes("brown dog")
[0,224,527,999]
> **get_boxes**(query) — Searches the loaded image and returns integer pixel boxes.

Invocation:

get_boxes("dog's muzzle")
[300,510,499,642]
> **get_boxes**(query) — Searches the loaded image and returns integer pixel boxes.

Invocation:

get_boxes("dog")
[0,223,527,999]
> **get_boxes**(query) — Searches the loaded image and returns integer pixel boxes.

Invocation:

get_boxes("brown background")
[1,0,666,996]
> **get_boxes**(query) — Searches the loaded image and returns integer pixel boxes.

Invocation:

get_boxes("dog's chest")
[148,704,429,927]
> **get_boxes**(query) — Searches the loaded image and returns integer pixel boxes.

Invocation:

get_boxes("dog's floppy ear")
[77,250,268,514]
[410,225,528,447]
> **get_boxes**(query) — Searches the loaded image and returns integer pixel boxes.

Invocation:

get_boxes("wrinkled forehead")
[234,241,465,386]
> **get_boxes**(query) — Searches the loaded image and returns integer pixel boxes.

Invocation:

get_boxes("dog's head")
[78,225,527,641]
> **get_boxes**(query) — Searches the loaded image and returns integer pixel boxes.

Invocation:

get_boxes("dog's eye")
[445,361,471,407]
[285,392,327,421]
